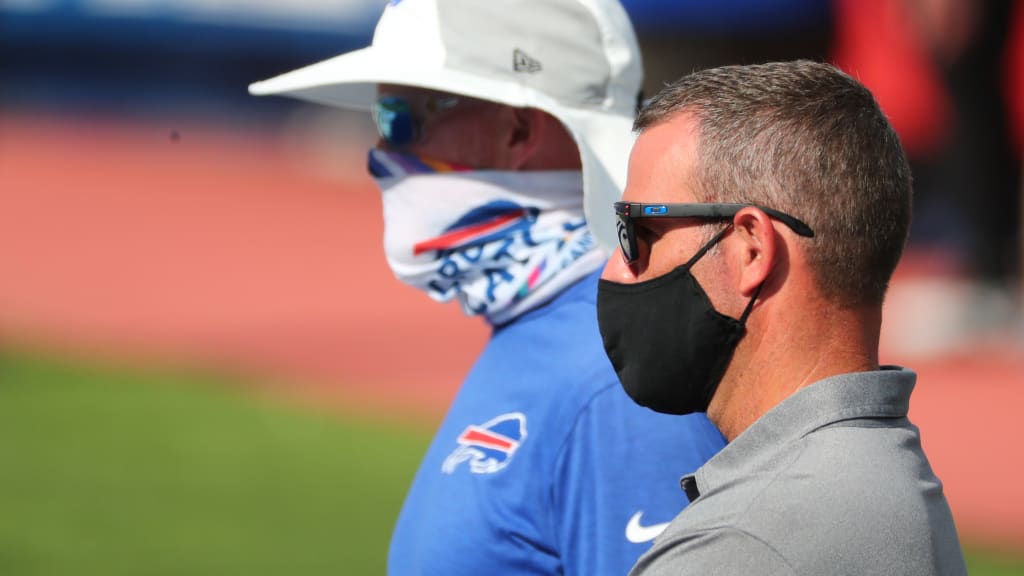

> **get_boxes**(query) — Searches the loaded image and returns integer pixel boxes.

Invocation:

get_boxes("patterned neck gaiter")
[368,149,605,325]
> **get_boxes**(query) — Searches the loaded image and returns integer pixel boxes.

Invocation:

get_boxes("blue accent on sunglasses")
[374,96,417,149]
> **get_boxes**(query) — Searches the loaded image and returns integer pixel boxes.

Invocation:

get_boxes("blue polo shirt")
[387,269,725,575]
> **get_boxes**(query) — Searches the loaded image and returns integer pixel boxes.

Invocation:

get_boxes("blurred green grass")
[0,350,1020,575]
[0,350,430,575]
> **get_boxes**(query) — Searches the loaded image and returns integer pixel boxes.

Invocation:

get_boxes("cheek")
[405,136,463,166]
[411,116,503,169]
[641,232,688,280]
[692,255,743,317]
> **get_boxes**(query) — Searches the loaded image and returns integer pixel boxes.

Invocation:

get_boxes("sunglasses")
[372,94,462,149]
[614,201,815,263]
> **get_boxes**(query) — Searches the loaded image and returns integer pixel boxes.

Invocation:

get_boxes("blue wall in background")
[0,0,831,119]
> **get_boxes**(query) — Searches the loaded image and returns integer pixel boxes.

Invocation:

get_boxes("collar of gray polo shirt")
[680,366,916,502]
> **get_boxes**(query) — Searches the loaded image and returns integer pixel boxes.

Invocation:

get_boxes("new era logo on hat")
[513,49,542,73]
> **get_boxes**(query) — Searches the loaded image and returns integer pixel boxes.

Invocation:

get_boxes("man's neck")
[707,303,882,442]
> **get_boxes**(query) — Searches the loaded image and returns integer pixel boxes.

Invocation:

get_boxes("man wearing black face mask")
[597,60,967,576]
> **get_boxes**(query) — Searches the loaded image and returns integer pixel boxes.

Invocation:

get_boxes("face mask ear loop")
[684,223,733,269]
[738,281,765,325]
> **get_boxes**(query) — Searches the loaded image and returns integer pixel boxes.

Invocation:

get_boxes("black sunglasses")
[614,201,815,263]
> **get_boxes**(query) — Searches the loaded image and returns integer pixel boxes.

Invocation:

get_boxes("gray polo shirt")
[631,367,967,576]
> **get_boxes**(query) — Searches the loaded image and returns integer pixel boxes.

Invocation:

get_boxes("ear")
[731,207,778,297]
[503,108,545,169]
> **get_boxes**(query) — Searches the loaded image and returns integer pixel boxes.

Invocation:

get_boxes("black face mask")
[597,227,760,415]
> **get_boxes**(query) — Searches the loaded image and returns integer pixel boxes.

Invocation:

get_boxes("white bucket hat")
[248,0,642,256]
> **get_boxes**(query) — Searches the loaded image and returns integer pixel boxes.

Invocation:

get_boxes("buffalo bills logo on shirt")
[442,412,527,474]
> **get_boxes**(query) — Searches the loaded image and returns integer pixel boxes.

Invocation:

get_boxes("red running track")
[1,112,1021,550]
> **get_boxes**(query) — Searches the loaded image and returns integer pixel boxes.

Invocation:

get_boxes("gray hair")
[637,60,912,308]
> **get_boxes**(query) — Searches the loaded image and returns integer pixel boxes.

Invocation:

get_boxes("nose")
[601,249,640,283]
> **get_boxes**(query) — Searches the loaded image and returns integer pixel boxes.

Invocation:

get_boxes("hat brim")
[249,46,634,257]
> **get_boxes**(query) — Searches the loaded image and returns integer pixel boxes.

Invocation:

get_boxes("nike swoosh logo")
[625,510,671,544]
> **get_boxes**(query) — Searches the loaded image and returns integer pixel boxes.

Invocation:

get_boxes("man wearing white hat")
[250,1,724,573]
